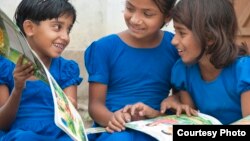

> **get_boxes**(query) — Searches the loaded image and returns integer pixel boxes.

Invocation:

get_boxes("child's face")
[27,14,74,59]
[124,0,166,39]
[171,21,201,64]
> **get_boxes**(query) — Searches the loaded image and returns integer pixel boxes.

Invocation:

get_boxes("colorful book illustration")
[125,113,222,141]
[47,72,88,141]
[0,8,88,141]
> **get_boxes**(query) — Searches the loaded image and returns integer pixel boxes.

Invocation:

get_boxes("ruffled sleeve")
[84,40,110,84]
[60,59,83,89]
[171,59,189,91]
[236,56,250,95]
[0,56,15,91]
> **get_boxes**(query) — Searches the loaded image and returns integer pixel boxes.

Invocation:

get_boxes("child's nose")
[130,13,142,25]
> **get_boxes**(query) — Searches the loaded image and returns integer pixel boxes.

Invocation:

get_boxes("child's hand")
[123,102,161,120]
[105,109,131,133]
[160,95,197,116]
[13,55,34,90]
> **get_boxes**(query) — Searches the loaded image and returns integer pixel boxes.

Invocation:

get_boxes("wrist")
[13,86,24,94]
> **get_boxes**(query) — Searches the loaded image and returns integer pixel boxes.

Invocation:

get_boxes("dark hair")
[153,0,176,16]
[14,0,76,36]
[172,0,247,68]
[153,0,176,28]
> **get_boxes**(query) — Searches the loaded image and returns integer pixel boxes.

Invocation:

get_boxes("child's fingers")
[176,106,182,117]
[191,109,198,116]
[181,105,191,116]
[123,113,131,122]
[130,103,144,115]
[115,115,126,127]
[130,105,138,116]
[160,101,170,114]
[16,55,24,66]
[23,63,34,75]
[107,120,123,132]
[105,126,114,133]
[122,105,131,113]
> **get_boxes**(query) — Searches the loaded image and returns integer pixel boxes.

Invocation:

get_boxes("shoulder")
[163,31,174,40]
[235,56,250,65]
[232,56,250,94]
[0,56,15,86]
[173,59,186,70]
[231,56,250,71]
[53,57,82,87]
[227,56,250,79]
[161,31,178,56]
[162,31,175,45]
[85,34,122,58]
[0,56,15,75]
[55,56,79,71]
[172,59,198,78]
[89,34,120,48]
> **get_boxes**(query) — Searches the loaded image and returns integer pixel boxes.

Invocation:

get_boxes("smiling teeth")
[54,44,64,50]
[177,48,183,52]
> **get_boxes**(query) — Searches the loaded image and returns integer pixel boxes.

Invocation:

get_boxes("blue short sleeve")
[0,57,15,91]
[60,60,83,89]
[84,40,110,84]
[171,59,188,91]
[236,56,250,94]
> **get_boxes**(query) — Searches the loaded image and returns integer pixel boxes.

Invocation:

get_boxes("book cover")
[0,8,88,141]
[0,9,48,83]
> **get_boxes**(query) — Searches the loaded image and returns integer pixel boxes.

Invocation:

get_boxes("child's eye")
[144,12,154,17]
[125,6,135,12]
[179,31,186,37]
[53,24,62,31]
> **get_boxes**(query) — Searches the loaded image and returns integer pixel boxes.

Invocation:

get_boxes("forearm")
[89,103,113,127]
[178,90,196,109]
[64,86,78,108]
[0,87,22,130]
[241,91,250,117]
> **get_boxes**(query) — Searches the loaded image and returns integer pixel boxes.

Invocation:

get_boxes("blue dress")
[0,56,83,141]
[85,31,179,141]
[171,56,250,124]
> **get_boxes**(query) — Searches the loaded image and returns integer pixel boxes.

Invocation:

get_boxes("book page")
[125,113,222,141]
[46,71,88,141]
[231,115,250,125]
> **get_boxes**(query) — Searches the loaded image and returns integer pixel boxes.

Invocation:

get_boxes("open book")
[87,113,250,140]
[125,114,250,141]
[85,113,222,135]
[0,8,88,141]
[125,113,222,141]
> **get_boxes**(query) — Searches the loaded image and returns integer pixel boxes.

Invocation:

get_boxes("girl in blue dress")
[85,0,180,140]
[169,0,250,124]
[0,0,82,140]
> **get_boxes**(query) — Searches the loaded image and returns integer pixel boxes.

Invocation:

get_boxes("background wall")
[0,0,175,127]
